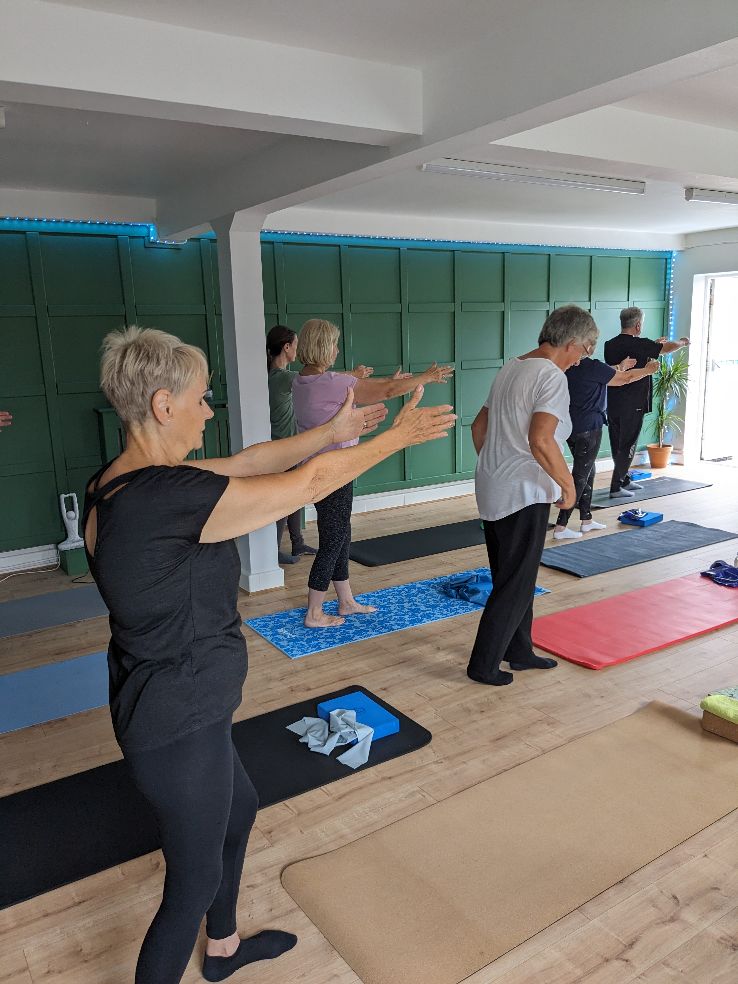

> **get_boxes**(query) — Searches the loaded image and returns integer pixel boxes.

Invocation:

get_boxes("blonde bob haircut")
[100,325,209,427]
[297,319,340,369]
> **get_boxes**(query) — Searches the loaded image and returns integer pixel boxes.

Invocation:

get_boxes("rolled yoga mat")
[532,573,738,669]
[0,583,107,639]
[590,475,711,510]
[0,686,430,910]
[348,519,485,566]
[281,702,738,984]
[539,520,736,578]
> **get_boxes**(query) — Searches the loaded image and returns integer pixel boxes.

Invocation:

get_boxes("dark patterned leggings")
[308,482,353,591]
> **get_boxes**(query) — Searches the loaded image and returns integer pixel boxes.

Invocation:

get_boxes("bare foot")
[338,602,377,616]
[304,609,345,628]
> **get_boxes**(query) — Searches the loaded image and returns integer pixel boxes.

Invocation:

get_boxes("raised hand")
[618,357,637,371]
[350,364,374,378]
[423,362,454,384]
[0,410,12,429]
[645,360,660,374]
[392,367,413,379]
[390,385,456,447]
[329,390,388,444]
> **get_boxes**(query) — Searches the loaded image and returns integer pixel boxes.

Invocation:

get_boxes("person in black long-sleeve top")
[604,306,688,498]
[83,326,455,984]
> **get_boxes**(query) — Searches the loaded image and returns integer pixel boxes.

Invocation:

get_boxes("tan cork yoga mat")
[282,703,738,984]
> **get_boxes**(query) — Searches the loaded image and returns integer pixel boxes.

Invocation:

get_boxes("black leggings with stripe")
[308,482,353,591]
[125,717,258,984]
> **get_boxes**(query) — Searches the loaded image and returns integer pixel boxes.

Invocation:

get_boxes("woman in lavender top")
[292,318,454,628]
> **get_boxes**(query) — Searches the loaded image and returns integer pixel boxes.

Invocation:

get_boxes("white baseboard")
[304,479,476,521]
[0,543,58,574]
[240,567,284,593]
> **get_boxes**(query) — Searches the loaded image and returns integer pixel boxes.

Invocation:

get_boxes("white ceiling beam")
[0,0,422,144]
[495,107,738,184]
[157,136,387,237]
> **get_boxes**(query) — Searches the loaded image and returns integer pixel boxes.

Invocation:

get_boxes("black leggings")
[125,717,259,984]
[556,429,603,526]
[276,509,304,550]
[308,482,353,591]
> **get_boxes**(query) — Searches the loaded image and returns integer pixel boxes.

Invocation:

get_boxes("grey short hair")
[538,305,598,349]
[100,326,208,427]
[620,306,643,331]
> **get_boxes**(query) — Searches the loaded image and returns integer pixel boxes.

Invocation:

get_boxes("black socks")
[202,930,298,982]
[466,668,514,686]
[508,654,557,671]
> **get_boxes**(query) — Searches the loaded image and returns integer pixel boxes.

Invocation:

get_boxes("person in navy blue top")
[553,350,658,539]
[82,326,455,984]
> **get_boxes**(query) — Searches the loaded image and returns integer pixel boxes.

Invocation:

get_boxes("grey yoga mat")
[590,476,711,510]
[0,584,108,639]
[540,520,737,578]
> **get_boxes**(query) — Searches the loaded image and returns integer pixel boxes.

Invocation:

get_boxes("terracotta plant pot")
[646,443,672,469]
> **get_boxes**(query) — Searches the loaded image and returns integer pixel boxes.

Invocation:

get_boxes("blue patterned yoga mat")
[245,568,549,659]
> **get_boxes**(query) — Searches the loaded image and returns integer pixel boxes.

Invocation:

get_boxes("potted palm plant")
[647,351,690,468]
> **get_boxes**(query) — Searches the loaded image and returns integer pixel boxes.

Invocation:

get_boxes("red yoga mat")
[532,574,738,670]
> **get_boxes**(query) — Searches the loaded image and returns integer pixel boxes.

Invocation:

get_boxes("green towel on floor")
[700,687,738,725]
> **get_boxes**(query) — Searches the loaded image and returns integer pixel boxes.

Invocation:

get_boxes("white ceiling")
[7,4,738,241]
[281,62,738,238]
[47,0,505,67]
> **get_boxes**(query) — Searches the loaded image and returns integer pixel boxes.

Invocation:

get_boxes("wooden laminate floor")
[1,463,738,984]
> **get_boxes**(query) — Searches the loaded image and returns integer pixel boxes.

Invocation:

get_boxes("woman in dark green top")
[266,325,311,564]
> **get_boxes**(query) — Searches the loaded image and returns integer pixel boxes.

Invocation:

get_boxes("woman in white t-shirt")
[467,305,598,686]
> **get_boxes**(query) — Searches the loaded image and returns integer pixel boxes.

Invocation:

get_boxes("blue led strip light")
[0,216,193,243]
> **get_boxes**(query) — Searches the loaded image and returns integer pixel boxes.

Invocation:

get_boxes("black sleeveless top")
[83,463,247,754]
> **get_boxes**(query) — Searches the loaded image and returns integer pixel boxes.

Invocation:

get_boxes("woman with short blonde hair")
[292,318,454,628]
[84,325,455,984]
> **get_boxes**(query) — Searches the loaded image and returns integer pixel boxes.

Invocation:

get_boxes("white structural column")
[211,210,283,592]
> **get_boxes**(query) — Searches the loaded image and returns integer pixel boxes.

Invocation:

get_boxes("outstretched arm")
[187,393,388,477]
[352,362,454,403]
[607,362,659,387]
[200,387,456,542]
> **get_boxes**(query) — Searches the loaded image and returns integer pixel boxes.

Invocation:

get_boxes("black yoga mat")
[0,583,108,639]
[540,520,736,578]
[350,519,485,567]
[0,686,430,910]
[590,477,711,510]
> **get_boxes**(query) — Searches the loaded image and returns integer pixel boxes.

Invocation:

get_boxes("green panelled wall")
[0,224,670,554]
[0,229,226,552]
[261,239,670,496]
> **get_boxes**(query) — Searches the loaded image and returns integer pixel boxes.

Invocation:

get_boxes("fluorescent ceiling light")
[685,186,738,205]
[421,159,645,195]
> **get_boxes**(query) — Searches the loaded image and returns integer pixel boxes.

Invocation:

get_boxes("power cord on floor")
[0,552,61,584]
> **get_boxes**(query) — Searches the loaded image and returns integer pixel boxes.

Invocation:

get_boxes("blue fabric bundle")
[439,571,549,606]
[700,560,738,588]
[440,570,494,606]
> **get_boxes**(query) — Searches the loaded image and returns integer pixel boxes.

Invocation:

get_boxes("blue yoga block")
[629,469,652,480]
[619,510,663,527]
[317,691,400,741]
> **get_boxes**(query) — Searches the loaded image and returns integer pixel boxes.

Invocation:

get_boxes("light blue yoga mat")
[245,568,549,659]
[0,651,108,735]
